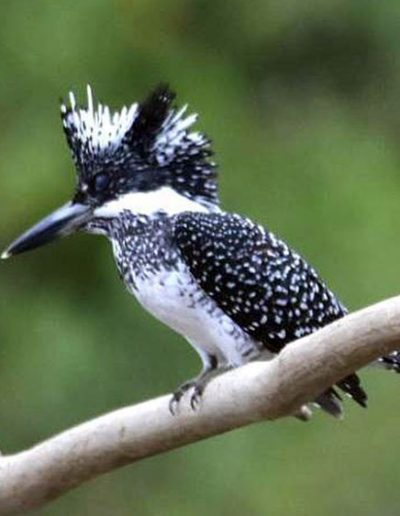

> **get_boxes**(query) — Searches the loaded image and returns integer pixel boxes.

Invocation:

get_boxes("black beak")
[2,202,91,259]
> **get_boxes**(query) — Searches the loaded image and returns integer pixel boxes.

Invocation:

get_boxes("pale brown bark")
[0,295,399,515]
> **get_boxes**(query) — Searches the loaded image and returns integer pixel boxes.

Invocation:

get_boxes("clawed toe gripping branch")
[0,296,399,515]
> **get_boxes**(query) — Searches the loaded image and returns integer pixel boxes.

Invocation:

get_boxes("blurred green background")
[0,1,399,514]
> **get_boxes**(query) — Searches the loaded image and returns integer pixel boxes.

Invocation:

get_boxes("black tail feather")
[337,373,368,408]
[314,373,367,418]
[315,388,343,418]
[313,350,400,418]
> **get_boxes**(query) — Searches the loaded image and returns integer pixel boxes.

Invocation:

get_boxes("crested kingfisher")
[2,85,399,417]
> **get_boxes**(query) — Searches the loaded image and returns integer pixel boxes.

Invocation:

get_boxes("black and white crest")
[60,85,219,208]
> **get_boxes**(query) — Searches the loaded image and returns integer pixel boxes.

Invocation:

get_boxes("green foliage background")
[0,1,399,514]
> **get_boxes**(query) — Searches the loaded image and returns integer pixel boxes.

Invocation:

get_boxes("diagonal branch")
[0,296,400,515]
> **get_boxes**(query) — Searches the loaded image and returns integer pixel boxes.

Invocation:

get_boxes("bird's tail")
[314,372,368,418]
[310,352,399,419]
[315,388,343,418]
[376,350,400,373]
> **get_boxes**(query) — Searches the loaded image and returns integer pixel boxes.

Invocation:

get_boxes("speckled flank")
[92,213,263,367]
[175,212,346,353]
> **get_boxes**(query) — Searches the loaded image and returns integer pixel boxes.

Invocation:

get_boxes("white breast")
[128,264,260,367]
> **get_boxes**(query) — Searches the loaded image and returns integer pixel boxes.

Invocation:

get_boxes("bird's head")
[2,84,218,259]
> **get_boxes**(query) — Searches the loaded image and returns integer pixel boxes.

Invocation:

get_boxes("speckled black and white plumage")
[29,84,400,417]
[88,207,368,415]
[58,84,400,417]
[174,212,346,352]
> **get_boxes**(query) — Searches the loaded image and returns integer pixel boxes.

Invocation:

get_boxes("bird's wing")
[174,211,346,354]
[174,211,367,413]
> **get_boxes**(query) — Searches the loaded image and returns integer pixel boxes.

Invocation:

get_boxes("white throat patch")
[93,186,213,218]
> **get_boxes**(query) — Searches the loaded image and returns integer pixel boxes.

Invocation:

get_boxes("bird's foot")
[169,379,198,414]
[169,366,232,415]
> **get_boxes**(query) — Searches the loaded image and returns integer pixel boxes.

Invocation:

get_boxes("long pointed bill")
[1,202,91,259]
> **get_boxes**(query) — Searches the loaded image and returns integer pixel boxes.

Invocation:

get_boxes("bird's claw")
[168,393,181,415]
[169,381,204,415]
[169,381,195,415]
[190,386,203,410]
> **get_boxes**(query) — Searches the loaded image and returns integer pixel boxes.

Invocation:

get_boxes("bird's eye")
[92,173,110,193]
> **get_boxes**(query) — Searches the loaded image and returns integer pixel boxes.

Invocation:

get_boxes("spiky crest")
[60,85,219,208]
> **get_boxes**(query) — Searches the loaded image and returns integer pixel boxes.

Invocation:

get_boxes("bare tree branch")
[0,296,399,515]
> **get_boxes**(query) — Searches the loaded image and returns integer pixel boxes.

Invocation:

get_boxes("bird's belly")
[129,267,260,366]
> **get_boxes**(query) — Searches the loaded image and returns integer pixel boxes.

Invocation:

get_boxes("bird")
[2,84,399,418]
